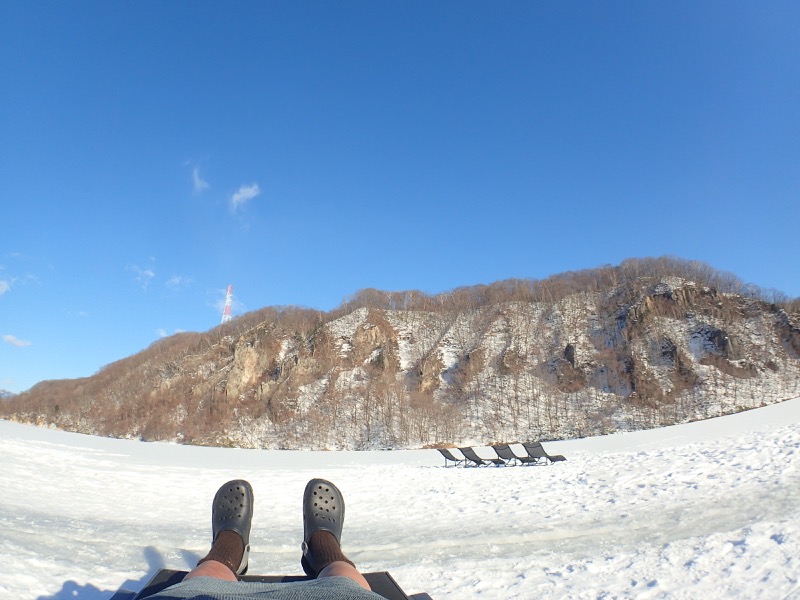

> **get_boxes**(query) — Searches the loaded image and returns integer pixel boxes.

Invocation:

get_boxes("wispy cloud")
[192,166,209,194]
[127,264,155,289]
[3,334,32,348]
[157,328,186,338]
[166,275,192,289]
[230,183,260,211]
[1,255,40,295]
[211,287,245,319]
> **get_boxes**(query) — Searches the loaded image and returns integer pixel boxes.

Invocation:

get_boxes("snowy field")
[2,399,799,600]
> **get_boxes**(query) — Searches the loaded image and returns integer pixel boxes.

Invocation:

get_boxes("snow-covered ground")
[2,398,799,600]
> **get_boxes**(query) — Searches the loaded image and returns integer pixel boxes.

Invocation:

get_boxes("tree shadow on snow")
[37,545,198,600]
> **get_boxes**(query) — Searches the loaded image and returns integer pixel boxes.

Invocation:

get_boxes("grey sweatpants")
[146,575,385,600]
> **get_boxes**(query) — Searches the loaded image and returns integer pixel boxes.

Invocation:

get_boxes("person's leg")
[185,559,237,582]
[301,480,371,591]
[186,480,253,582]
[318,560,371,590]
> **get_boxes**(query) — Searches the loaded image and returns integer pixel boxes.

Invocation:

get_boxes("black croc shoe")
[211,479,254,575]
[300,478,345,577]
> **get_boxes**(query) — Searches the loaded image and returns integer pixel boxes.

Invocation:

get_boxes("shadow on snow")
[36,546,201,600]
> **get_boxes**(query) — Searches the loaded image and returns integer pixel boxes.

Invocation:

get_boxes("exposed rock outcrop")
[3,259,799,448]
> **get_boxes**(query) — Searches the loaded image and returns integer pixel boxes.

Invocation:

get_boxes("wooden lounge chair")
[436,447,465,467]
[491,443,539,466]
[522,442,567,464]
[459,446,505,467]
[114,568,431,600]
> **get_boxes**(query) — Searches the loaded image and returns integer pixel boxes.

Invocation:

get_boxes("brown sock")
[197,530,245,575]
[307,530,355,573]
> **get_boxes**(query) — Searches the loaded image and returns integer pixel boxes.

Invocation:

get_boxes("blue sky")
[2,1,799,393]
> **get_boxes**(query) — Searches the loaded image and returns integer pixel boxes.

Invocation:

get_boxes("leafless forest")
[2,257,799,449]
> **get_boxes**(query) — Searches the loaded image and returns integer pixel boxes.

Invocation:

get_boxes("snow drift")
[1,397,799,599]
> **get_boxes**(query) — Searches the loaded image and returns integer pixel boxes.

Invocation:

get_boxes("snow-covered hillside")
[2,398,799,599]
[6,264,800,450]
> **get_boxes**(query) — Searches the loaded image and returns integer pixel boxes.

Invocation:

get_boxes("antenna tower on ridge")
[221,284,234,324]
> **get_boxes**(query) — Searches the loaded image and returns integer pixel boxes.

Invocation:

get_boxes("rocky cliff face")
[4,261,799,449]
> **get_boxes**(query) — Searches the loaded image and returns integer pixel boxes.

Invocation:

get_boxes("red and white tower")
[221,284,234,324]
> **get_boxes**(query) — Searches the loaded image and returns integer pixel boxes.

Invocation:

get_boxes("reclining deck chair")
[459,446,506,467]
[522,442,567,464]
[113,568,431,600]
[491,443,539,466]
[491,443,521,466]
[437,447,465,467]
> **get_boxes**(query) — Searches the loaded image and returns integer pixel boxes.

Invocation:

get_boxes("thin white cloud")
[0,280,9,295]
[157,328,186,339]
[3,334,32,348]
[211,287,245,319]
[166,275,192,289]
[192,166,209,193]
[127,265,155,289]
[230,183,260,210]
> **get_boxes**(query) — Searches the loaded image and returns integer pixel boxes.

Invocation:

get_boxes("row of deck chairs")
[437,442,566,467]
